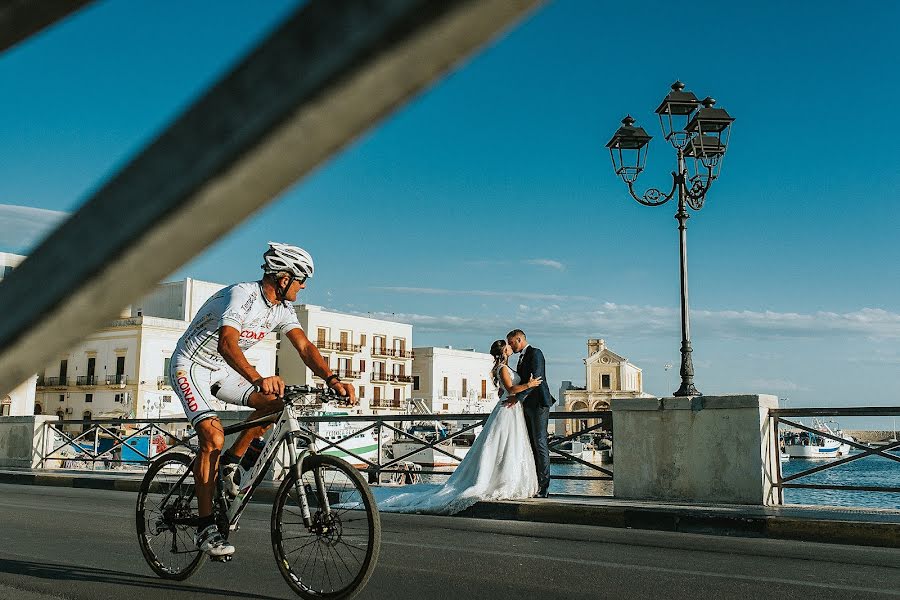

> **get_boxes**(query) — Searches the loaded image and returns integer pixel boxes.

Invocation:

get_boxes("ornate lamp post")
[606,81,734,396]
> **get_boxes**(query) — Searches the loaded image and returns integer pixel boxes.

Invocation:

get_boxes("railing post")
[774,415,784,505]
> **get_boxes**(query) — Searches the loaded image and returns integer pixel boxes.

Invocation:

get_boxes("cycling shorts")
[168,355,254,426]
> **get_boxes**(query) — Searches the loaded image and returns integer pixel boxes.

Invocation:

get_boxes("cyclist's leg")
[212,369,281,458]
[193,417,224,518]
[169,359,219,518]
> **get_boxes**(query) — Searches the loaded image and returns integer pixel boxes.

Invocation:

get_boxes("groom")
[507,329,555,498]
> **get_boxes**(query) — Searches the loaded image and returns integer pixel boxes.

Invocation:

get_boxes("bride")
[376,339,541,515]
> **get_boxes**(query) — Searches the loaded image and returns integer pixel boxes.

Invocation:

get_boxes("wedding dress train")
[376,365,538,515]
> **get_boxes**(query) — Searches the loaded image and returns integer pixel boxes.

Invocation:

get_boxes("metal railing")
[334,369,363,380]
[44,376,68,387]
[33,410,613,496]
[76,375,99,386]
[770,407,900,503]
[105,374,127,386]
[371,372,413,383]
[37,417,192,470]
[371,347,412,359]
[315,341,362,353]
[157,376,172,389]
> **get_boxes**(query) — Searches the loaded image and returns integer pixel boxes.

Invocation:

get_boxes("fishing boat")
[389,422,471,468]
[783,419,855,459]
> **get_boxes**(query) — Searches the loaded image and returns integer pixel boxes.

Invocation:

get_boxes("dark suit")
[515,345,555,494]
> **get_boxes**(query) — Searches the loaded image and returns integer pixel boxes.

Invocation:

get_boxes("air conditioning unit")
[64,407,73,414]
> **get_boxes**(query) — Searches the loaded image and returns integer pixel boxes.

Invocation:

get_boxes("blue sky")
[2,1,899,422]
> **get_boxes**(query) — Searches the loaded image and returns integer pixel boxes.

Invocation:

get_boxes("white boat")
[308,404,386,468]
[783,419,855,459]
[389,422,471,468]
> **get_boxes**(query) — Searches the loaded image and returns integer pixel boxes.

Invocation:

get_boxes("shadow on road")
[0,557,285,599]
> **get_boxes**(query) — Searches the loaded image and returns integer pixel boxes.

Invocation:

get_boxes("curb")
[3,471,898,548]
[457,501,900,548]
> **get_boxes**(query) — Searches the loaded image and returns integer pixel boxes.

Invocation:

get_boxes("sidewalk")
[2,468,897,548]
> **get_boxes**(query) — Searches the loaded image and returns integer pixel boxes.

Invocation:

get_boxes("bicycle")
[135,385,381,600]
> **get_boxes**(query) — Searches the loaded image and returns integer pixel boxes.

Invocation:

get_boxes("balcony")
[35,376,46,388]
[369,399,403,409]
[371,372,414,384]
[76,375,100,387]
[315,341,362,354]
[335,369,363,380]
[157,376,172,390]
[371,347,413,359]
[106,374,127,387]
[45,377,69,388]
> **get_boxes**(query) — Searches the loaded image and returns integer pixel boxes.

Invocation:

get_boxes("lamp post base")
[673,382,701,397]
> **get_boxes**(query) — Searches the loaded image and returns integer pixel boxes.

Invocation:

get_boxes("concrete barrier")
[611,394,779,505]
[0,415,61,468]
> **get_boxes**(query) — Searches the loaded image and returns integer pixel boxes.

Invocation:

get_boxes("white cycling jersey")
[173,281,301,370]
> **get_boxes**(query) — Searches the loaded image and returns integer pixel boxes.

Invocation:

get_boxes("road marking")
[384,539,900,596]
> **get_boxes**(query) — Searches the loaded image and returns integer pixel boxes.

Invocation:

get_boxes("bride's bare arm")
[499,367,542,396]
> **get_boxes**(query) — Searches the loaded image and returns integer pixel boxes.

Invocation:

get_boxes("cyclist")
[168,242,356,557]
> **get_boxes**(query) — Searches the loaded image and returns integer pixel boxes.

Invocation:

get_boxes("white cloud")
[355,301,900,341]
[0,204,67,252]
[523,258,565,270]
[372,286,591,302]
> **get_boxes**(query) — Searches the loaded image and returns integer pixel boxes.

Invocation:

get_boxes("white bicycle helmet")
[261,242,314,279]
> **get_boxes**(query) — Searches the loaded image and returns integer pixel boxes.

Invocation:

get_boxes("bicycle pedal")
[210,555,233,563]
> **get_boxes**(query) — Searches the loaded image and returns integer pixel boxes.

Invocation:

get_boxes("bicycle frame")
[155,399,331,534]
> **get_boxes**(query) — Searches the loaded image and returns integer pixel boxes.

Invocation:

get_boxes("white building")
[410,346,499,413]
[559,338,653,436]
[33,278,277,427]
[1,252,37,416]
[277,305,413,414]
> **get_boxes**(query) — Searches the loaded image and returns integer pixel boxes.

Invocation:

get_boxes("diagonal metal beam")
[0,0,93,53]
[0,0,544,397]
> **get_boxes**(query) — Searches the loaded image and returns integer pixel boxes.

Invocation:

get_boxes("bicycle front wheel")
[136,452,206,579]
[271,454,381,599]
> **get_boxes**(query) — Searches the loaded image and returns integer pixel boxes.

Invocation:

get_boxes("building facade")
[278,305,414,414]
[410,346,499,413]
[559,339,652,436]
[33,279,277,427]
[0,253,33,416]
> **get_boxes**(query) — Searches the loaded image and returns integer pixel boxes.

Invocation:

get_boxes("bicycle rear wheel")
[271,454,381,599]
[136,452,206,579]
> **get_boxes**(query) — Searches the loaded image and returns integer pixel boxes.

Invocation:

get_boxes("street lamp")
[606,81,734,396]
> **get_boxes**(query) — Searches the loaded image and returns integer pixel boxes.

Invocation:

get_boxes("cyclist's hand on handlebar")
[329,381,357,405]
[253,375,285,397]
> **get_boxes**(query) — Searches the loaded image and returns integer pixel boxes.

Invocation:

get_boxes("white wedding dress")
[375,364,538,515]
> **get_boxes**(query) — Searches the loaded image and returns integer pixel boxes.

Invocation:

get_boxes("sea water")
[549,452,900,509]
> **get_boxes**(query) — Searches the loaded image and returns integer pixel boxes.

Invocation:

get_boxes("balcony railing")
[36,376,46,387]
[371,372,413,383]
[369,399,403,409]
[106,374,127,386]
[157,376,172,390]
[335,369,363,380]
[76,375,100,386]
[45,377,69,387]
[315,341,362,353]
[371,347,412,359]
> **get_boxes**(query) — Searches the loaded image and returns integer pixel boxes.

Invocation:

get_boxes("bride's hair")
[489,339,507,388]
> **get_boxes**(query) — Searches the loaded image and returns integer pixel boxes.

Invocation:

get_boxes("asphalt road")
[0,483,898,600]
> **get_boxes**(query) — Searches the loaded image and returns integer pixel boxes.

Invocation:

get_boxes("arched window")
[1,396,11,416]
[82,410,93,435]
[56,410,65,420]
[34,403,43,415]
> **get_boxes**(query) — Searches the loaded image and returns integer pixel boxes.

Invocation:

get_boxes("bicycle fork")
[285,432,332,531]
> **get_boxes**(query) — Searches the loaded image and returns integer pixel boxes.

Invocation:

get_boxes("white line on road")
[384,539,900,596]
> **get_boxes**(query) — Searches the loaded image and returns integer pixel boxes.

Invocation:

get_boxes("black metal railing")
[157,376,171,389]
[76,375,99,386]
[371,372,413,383]
[45,377,68,387]
[105,374,127,385]
[35,410,613,496]
[315,341,362,353]
[770,407,900,504]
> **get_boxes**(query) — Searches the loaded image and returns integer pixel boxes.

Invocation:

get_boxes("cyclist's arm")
[218,325,284,395]
[285,328,357,403]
